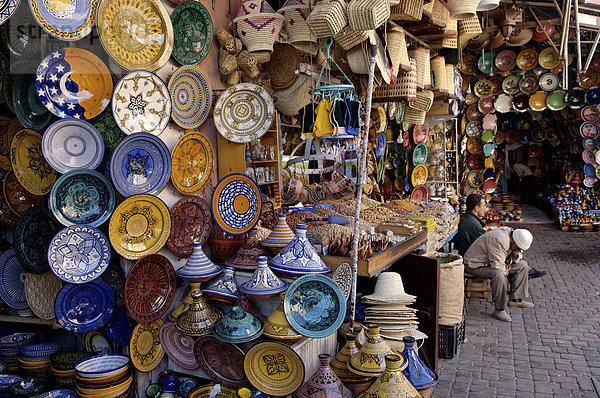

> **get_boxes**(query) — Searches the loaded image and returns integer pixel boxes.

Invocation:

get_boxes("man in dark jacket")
[455,194,487,257]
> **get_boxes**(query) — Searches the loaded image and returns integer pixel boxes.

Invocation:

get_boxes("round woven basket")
[273,73,312,116]
[431,56,448,93]
[445,64,455,96]
[279,1,318,46]
[386,22,411,77]
[458,16,482,45]
[233,0,285,52]
[219,48,238,75]
[397,58,417,101]
[408,47,430,89]
[263,43,300,90]
[347,0,391,31]
[404,106,426,124]
[389,0,424,21]
[446,0,481,20]
[334,26,370,51]
[308,0,348,38]
[408,89,435,111]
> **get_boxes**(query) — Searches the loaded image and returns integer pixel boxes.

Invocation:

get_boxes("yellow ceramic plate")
[171,132,214,195]
[466,136,483,154]
[10,129,57,195]
[108,194,171,260]
[411,164,428,186]
[516,48,538,71]
[496,131,504,144]
[130,319,164,372]
[96,0,173,71]
[485,156,494,169]
[188,385,237,398]
[538,47,560,70]
[529,91,547,111]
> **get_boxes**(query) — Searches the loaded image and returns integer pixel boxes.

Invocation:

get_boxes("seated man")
[463,227,535,322]
[455,193,487,257]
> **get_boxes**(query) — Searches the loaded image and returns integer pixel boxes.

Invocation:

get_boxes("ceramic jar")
[169,282,201,322]
[361,354,420,398]
[239,256,288,297]
[401,336,439,393]
[261,214,295,253]
[263,292,303,343]
[331,334,374,394]
[175,291,222,337]
[213,306,263,344]
[225,230,268,270]
[269,224,330,276]
[202,266,239,304]
[209,227,245,263]
[176,242,221,282]
[348,324,394,377]
[295,354,353,398]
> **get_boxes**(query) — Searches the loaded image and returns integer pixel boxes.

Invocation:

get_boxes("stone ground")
[432,222,600,398]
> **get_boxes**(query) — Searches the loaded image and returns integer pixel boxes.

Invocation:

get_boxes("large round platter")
[14,206,60,274]
[0,0,19,25]
[171,132,214,194]
[213,83,275,143]
[0,117,13,170]
[111,71,171,136]
[211,173,262,236]
[331,262,352,301]
[24,272,62,320]
[110,133,171,197]
[243,341,304,397]
[168,66,212,129]
[54,280,114,333]
[124,254,176,323]
[0,249,27,310]
[171,1,213,65]
[166,195,212,258]
[539,72,559,92]
[159,322,198,370]
[47,225,111,284]
[130,319,164,372]
[49,170,116,227]
[42,119,104,174]
[411,164,428,186]
[35,48,113,120]
[284,274,345,338]
[108,194,171,260]
[10,129,57,196]
[29,0,97,40]
[2,170,44,216]
[12,73,52,131]
[194,335,247,389]
[411,184,428,202]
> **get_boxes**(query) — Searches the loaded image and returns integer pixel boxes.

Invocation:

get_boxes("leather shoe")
[528,268,547,279]
[509,300,535,308]
[492,310,511,322]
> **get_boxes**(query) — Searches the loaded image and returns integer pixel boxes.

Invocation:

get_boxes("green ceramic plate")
[171,0,213,65]
[481,129,494,143]
[412,143,428,166]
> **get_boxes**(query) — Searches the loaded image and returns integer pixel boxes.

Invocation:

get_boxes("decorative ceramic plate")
[166,195,212,258]
[168,66,212,129]
[171,132,214,194]
[284,274,345,338]
[467,154,484,170]
[538,47,560,69]
[111,71,171,136]
[477,96,494,114]
[42,119,104,174]
[159,322,198,370]
[211,173,262,236]
[582,106,600,122]
[194,335,247,389]
[529,91,547,111]
[124,254,176,323]
[0,249,27,309]
[47,225,111,284]
[411,164,427,186]
[502,75,520,95]
[2,170,44,216]
[495,50,517,72]
[517,48,538,70]
[14,206,59,274]
[584,163,596,178]
[37,390,76,398]
[410,185,428,202]
[466,104,482,122]
[474,79,493,98]
[244,341,304,397]
[104,306,132,347]
[583,149,596,164]
[412,143,427,165]
[35,48,112,120]
[512,92,530,112]
[0,0,20,25]
[581,121,599,139]
[29,0,97,40]
[188,385,237,398]
[171,0,212,65]
[494,94,513,113]
[213,83,275,143]
[108,194,171,260]
[465,121,483,137]
[24,272,62,319]
[539,72,559,91]
[110,133,171,197]
[467,170,483,188]
[519,73,539,95]
[12,73,52,131]
[0,117,12,170]
[482,142,495,157]
[331,262,352,301]
[477,52,494,74]
[10,129,57,196]
[49,169,116,227]
[130,319,164,372]
[54,280,114,333]
[96,0,173,71]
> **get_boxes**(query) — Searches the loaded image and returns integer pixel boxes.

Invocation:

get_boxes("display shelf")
[246,160,278,164]
[258,180,279,186]
[0,315,61,328]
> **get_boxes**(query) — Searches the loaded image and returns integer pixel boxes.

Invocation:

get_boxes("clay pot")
[348,324,394,377]
[361,354,420,397]
[209,227,245,263]
[263,291,303,343]
[296,354,353,398]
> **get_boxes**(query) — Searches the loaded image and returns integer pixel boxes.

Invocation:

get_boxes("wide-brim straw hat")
[264,43,300,90]
[363,272,417,303]
[386,22,411,77]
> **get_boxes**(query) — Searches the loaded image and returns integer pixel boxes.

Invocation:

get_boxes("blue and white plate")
[110,133,171,197]
[168,65,212,129]
[37,390,76,398]
[0,333,36,348]
[584,163,596,178]
[19,343,61,359]
[28,0,96,41]
[54,280,114,333]
[0,375,23,392]
[0,250,27,310]
[49,170,116,227]
[48,225,111,284]
[42,119,105,174]
[211,173,262,236]
[375,132,386,158]
[0,0,20,25]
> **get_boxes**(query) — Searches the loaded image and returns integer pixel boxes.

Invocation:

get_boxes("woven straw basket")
[334,26,370,50]
[408,89,435,111]
[390,0,424,21]
[347,0,391,31]
[273,74,312,116]
[431,56,448,93]
[386,22,411,77]
[429,36,457,49]
[278,0,318,47]
[408,47,430,89]
[308,0,348,38]
[234,0,285,52]
[445,64,455,96]
[446,0,481,20]
[372,58,416,102]
[264,43,300,90]
[347,41,370,74]
[403,106,426,124]
[219,49,237,75]
[458,16,482,45]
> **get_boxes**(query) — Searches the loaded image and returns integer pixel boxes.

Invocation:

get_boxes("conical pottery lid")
[296,354,353,398]
[349,324,394,377]
[362,272,416,303]
[234,288,266,322]
[225,229,267,270]
[331,333,370,383]
[202,266,239,304]
[262,214,295,251]
[176,242,222,281]
[263,291,303,342]
[401,336,439,390]
[362,353,419,397]
[169,282,201,322]
[268,225,330,275]
[175,290,222,337]
[240,256,288,297]
[213,306,264,344]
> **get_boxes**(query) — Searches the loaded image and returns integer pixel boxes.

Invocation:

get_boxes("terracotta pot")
[295,354,352,398]
[209,227,245,263]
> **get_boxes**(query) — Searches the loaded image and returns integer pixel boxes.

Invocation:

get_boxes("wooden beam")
[482,18,562,33]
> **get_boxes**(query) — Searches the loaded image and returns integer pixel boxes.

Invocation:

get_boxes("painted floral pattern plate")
[171,132,214,195]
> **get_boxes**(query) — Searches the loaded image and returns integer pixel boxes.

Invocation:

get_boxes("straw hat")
[386,22,411,77]
[263,43,300,90]
[363,272,416,303]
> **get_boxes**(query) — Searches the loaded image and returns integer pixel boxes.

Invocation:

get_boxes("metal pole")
[349,43,378,328]
[574,0,582,71]
[584,31,600,71]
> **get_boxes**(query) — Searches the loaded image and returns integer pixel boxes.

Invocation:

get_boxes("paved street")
[433,223,600,397]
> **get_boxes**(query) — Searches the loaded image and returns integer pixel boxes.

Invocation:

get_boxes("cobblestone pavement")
[433,223,600,398]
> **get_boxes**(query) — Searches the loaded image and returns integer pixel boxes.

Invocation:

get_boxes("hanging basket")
[445,64,455,97]
[446,0,481,20]
[431,56,448,93]
[408,89,435,111]
[386,22,411,77]
[307,0,348,38]
[372,59,417,102]
[278,0,318,46]
[458,16,482,45]
[429,36,457,49]
[408,47,430,89]
[334,26,370,51]
[389,0,424,21]
[233,0,285,52]
[403,106,426,124]
[347,0,391,31]
[273,73,312,116]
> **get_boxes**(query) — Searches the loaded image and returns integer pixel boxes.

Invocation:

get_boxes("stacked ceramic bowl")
[0,333,36,372]
[50,352,94,390]
[0,375,23,398]
[18,343,61,377]
[74,354,132,398]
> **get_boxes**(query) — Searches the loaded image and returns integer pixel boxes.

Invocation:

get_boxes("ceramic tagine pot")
[202,266,239,304]
[349,324,394,378]
[261,214,295,253]
[209,227,245,263]
[401,336,439,395]
[296,354,353,398]
[263,291,303,343]
[225,229,267,270]
[169,282,201,322]
[359,354,420,398]
[176,242,221,282]
[175,291,222,337]
[239,256,288,298]
[269,224,330,276]
[331,334,374,394]
[213,306,263,344]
